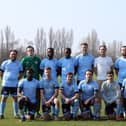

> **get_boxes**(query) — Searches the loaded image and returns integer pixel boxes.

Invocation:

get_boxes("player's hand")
[45,101,51,107]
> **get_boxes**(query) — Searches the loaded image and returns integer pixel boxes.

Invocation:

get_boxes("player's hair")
[9,49,18,54]
[85,69,93,75]
[66,72,73,76]
[80,42,88,47]
[26,68,34,73]
[45,67,51,71]
[107,70,114,75]
[26,45,34,51]
[99,45,107,49]
[64,48,71,53]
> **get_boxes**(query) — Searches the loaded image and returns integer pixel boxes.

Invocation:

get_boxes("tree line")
[0,26,124,63]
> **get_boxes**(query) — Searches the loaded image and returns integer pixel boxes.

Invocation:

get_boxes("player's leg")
[71,99,79,119]
[93,98,101,120]
[18,96,27,121]
[62,103,71,120]
[0,87,9,119]
[52,98,60,120]
[11,87,19,118]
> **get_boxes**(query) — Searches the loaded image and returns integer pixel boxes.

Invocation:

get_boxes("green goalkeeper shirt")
[21,56,41,80]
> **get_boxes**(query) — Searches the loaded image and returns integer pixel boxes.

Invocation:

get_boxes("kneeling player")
[18,69,40,121]
[40,67,60,120]
[78,70,100,120]
[60,72,79,120]
[101,71,122,120]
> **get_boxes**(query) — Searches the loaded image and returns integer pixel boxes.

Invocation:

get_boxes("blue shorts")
[1,87,17,97]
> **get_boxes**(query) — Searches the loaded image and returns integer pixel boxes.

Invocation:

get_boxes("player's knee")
[54,98,60,105]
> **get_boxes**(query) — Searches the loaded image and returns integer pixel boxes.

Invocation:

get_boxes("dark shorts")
[62,103,71,114]
[42,102,55,113]
[18,96,36,115]
[1,87,17,96]
[105,102,116,115]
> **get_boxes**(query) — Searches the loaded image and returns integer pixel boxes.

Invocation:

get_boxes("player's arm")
[18,71,23,80]
[40,88,46,102]
[70,92,79,101]
[17,87,23,97]
[47,88,59,104]
[0,69,4,79]
[94,67,97,76]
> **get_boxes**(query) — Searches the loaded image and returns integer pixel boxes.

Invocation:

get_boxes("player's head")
[26,45,34,57]
[120,46,126,57]
[9,49,18,61]
[26,68,34,80]
[80,42,88,54]
[47,48,54,59]
[66,72,73,84]
[106,70,114,81]
[44,67,51,79]
[64,48,71,58]
[99,45,107,57]
[85,69,93,82]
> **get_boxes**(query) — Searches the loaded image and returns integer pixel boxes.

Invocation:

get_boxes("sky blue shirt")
[76,54,94,81]
[39,78,59,100]
[18,78,39,103]
[40,58,58,81]
[78,80,99,101]
[1,59,23,87]
[122,79,126,98]
[58,57,77,82]
[60,81,78,101]
[115,57,126,84]
[101,80,120,103]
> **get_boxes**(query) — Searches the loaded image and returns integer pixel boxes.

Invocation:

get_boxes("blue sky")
[0,0,126,45]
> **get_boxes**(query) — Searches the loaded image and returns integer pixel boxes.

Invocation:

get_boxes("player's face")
[107,74,113,81]
[47,49,54,58]
[44,69,51,78]
[67,74,73,84]
[9,51,17,61]
[85,71,92,81]
[26,70,33,78]
[81,44,88,54]
[26,47,34,57]
[64,49,71,58]
[121,47,126,57]
[99,47,106,56]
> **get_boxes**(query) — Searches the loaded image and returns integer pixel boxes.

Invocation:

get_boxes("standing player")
[20,45,41,117]
[0,50,23,119]
[60,72,79,120]
[18,68,40,122]
[58,48,77,83]
[115,46,126,88]
[78,70,100,120]
[40,67,60,120]
[40,48,58,81]
[94,45,113,89]
[101,71,121,120]
[76,43,94,84]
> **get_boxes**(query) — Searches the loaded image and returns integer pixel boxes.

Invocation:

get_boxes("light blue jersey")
[18,78,40,103]
[39,79,59,100]
[58,57,77,82]
[76,54,94,81]
[1,59,23,87]
[122,79,126,98]
[40,58,58,81]
[60,81,78,100]
[78,80,99,101]
[101,80,120,103]
[115,57,126,84]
